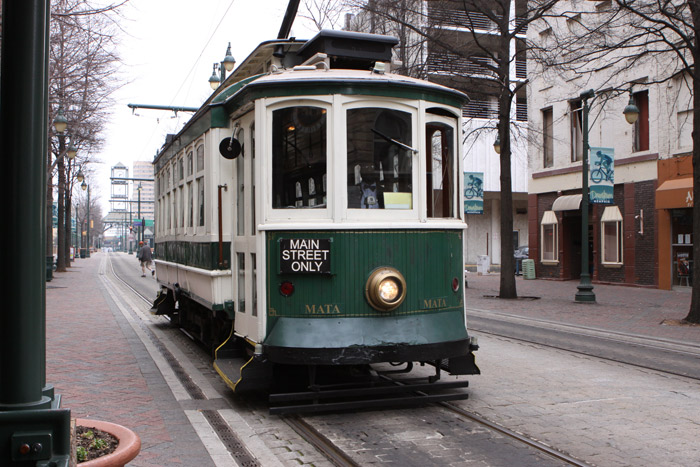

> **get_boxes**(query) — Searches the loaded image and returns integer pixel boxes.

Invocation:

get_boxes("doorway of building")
[671,208,693,286]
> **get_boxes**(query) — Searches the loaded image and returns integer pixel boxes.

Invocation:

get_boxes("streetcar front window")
[272,106,327,209]
[347,108,412,209]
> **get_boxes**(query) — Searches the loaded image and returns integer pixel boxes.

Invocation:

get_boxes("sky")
[93,0,322,214]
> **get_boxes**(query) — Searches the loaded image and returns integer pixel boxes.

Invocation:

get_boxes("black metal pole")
[0,0,71,463]
[86,184,91,257]
[575,89,596,303]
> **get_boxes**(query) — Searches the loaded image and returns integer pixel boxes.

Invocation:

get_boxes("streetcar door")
[233,117,259,341]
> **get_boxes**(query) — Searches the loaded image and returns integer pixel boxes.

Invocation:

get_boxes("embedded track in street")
[468,309,700,381]
[107,253,593,466]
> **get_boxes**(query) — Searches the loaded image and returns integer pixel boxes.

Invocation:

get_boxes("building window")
[543,107,553,168]
[570,99,583,162]
[541,210,559,262]
[187,151,193,176]
[633,90,649,152]
[601,206,623,264]
[178,158,184,181]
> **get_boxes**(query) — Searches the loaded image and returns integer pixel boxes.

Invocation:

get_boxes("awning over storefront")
[552,194,582,211]
[656,178,693,209]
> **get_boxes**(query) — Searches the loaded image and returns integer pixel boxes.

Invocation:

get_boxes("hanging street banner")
[589,147,614,204]
[464,172,484,214]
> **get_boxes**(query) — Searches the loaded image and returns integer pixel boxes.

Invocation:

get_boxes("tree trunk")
[55,136,66,272]
[685,2,700,323]
[64,190,72,265]
[497,0,517,299]
[46,151,54,259]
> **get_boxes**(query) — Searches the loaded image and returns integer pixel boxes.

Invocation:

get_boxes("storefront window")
[601,206,623,264]
[541,210,558,262]
[672,208,693,285]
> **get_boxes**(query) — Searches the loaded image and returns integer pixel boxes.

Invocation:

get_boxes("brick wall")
[634,180,657,286]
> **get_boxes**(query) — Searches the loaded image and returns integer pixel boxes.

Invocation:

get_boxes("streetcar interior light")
[280,281,295,297]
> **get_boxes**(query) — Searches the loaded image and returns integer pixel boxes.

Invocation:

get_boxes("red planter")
[76,419,141,466]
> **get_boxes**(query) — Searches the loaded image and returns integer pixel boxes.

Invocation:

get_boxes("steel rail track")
[469,323,700,382]
[439,401,591,467]
[284,416,360,467]
[105,253,158,307]
[106,254,588,466]
[104,254,261,466]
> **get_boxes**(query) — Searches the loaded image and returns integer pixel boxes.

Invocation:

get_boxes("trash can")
[477,255,490,275]
[80,248,87,258]
[522,259,536,279]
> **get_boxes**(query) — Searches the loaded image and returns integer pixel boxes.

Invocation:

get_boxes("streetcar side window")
[346,108,412,209]
[426,122,456,218]
[272,106,327,209]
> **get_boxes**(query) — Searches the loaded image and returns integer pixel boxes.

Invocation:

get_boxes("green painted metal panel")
[266,230,464,334]
[155,241,231,271]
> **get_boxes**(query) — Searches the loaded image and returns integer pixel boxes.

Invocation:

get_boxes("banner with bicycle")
[589,147,614,204]
[464,172,484,214]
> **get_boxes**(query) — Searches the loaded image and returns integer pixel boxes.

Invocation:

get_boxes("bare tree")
[346,0,558,298]
[48,0,124,270]
[531,0,700,323]
[300,0,347,30]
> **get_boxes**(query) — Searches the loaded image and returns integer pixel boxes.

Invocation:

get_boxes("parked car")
[514,246,529,275]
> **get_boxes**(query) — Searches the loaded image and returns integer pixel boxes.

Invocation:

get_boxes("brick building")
[527,2,693,289]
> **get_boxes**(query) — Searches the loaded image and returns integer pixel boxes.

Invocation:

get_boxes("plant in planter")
[75,419,140,466]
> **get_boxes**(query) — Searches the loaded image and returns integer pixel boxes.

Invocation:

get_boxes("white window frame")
[601,206,623,265]
[263,97,334,222]
[541,210,559,264]
[342,98,420,223]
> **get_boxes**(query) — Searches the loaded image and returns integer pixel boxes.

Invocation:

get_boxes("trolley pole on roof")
[0,1,71,465]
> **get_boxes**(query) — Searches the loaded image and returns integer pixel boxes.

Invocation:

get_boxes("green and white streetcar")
[152,29,479,411]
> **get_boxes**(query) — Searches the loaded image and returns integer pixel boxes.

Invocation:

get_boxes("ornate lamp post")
[209,42,236,90]
[81,178,90,258]
[575,89,639,303]
[137,183,143,243]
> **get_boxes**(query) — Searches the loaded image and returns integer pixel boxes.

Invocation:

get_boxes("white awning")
[541,210,558,225]
[552,194,582,211]
[600,205,622,222]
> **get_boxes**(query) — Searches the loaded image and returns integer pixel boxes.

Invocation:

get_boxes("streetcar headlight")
[365,267,406,311]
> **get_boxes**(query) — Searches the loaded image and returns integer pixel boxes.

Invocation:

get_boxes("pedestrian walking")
[137,241,154,277]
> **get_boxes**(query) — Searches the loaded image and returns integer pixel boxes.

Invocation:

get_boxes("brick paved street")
[43,253,700,466]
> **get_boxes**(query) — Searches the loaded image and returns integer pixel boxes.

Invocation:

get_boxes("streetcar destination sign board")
[280,238,331,274]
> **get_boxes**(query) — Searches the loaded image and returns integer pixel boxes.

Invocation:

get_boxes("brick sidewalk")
[464,273,700,344]
[45,253,213,466]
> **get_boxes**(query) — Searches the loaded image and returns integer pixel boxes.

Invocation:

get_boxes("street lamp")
[81,179,90,258]
[137,183,142,243]
[493,133,501,154]
[209,42,236,90]
[575,89,639,303]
